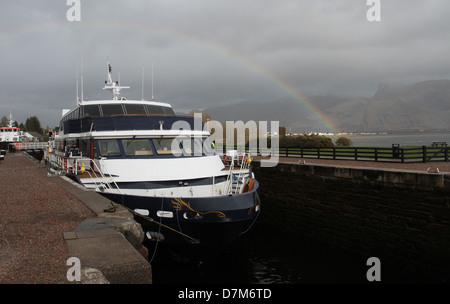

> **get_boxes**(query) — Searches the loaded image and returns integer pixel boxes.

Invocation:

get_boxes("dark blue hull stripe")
[100,182,260,247]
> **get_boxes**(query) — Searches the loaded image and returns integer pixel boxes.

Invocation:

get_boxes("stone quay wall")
[252,161,450,281]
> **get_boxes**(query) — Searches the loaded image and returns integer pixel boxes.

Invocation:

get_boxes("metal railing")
[222,151,251,195]
[86,158,121,194]
[14,142,49,150]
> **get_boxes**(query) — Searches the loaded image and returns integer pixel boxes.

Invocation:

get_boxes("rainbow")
[1,20,338,133]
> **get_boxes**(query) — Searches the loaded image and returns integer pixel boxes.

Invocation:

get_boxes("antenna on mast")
[141,65,145,101]
[8,111,13,128]
[80,54,84,102]
[151,57,155,101]
[76,63,79,104]
[103,60,130,100]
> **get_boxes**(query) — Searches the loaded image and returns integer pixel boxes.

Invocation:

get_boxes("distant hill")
[203,79,450,133]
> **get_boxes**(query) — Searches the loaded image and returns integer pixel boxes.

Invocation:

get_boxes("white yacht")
[46,62,260,257]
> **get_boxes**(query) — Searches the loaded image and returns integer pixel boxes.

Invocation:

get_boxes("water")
[333,132,450,147]
[149,221,429,284]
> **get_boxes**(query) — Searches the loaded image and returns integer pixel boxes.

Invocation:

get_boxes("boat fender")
[247,178,255,192]
[243,178,255,193]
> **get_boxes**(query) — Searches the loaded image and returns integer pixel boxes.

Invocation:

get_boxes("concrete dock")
[0,152,152,284]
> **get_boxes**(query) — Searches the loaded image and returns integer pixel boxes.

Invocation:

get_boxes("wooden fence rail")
[222,145,450,163]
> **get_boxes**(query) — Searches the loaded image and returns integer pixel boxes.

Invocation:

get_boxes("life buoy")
[222,155,230,166]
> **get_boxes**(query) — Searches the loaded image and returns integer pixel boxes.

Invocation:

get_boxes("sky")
[0,0,449,128]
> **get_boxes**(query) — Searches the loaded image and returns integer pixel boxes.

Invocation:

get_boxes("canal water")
[148,220,428,284]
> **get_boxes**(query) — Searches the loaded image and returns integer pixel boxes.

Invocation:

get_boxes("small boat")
[0,113,24,151]
[45,61,260,260]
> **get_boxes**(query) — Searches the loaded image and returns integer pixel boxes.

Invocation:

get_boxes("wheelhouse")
[59,100,175,133]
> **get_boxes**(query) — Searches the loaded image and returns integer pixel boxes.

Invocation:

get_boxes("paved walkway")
[0,153,95,283]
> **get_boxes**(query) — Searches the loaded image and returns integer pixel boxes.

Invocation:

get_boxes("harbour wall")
[252,161,450,281]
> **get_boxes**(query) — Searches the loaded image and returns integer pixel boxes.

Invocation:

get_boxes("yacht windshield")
[125,104,147,115]
[98,139,121,157]
[153,138,182,155]
[122,139,153,156]
[101,104,124,116]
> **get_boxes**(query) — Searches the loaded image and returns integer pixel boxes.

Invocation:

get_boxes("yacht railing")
[88,158,121,194]
[45,151,121,195]
[223,151,251,195]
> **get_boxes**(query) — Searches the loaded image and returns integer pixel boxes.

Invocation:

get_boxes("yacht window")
[163,107,175,115]
[125,104,147,115]
[181,138,204,156]
[146,105,165,115]
[122,139,153,156]
[101,104,124,116]
[146,105,175,115]
[84,105,101,117]
[152,138,182,155]
[75,107,81,119]
[97,139,121,157]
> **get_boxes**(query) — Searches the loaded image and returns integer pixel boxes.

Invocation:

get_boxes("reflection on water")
[249,257,301,284]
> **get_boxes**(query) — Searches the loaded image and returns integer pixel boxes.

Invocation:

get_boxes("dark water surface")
[148,221,430,284]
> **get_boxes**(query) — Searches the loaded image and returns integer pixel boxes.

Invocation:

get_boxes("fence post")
[286,146,289,157]
[354,147,358,160]
[445,147,449,162]
[374,148,378,162]
[333,147,336,160]
[401,149,404,163]
[422,146,427,163]
[317,147,320,159]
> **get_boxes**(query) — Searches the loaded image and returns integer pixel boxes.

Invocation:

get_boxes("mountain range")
[202,79,450,133]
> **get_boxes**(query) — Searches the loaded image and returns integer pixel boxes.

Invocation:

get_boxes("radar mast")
[102,60,130,100]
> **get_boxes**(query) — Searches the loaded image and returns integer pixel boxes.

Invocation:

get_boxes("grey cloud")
[0,0,449,127]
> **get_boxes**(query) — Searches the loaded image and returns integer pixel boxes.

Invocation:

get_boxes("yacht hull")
[99,182,260,259]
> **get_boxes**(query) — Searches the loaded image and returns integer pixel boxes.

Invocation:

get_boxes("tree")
[279,134,334,148]
[336,136,353,146]
[0,116,8,127]
[189,110,213,124]
[25,116,43,134]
